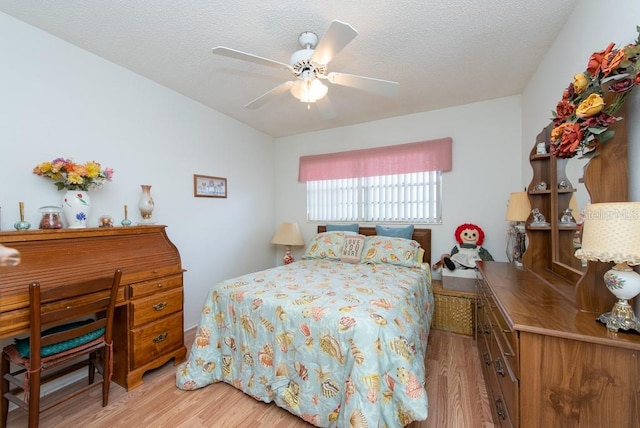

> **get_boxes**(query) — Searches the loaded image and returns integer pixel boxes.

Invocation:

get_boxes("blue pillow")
[375,225,414,240]
[326,223,359,233]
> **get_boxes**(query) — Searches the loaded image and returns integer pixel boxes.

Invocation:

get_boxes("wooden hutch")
[475,116,640,427]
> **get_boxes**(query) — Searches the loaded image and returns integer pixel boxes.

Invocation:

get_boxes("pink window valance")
[298,137,452,182]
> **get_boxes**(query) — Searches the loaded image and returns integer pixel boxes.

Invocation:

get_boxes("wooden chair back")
[28,269,123,370]
[1,269,122,428]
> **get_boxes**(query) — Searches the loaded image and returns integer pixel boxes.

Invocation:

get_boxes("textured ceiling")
[0,0,578,138]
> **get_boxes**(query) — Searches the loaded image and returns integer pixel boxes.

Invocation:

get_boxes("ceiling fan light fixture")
[290,78,328,103]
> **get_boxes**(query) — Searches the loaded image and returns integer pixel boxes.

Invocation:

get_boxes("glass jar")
[39,206,64,229]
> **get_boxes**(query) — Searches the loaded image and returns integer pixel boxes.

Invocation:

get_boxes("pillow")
[361,235,422,268]
[417,247,425,263]
[375,225,414,240]
[326,223,359,233]
[341,234,366,263]
[303,231,347,260]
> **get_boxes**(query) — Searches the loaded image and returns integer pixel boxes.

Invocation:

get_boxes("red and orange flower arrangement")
[551,27,640,158]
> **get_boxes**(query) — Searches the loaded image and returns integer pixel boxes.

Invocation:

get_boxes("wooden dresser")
[476,261,640,427]
[0,225,187,390]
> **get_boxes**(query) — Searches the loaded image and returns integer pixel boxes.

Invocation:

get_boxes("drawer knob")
[483,352,491,366]
[153,301,168,311]
[157,283,164,288]
[495,357,505,376]
[153,332,168,343]
[495,398,506,419]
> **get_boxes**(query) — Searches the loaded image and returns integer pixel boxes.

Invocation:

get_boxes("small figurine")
[99,215,114,228]
[531,208,550,226]
[536,142,547,155]
[560,208,576,226]
[534,181,548,191]
[558,180,570,190]
[433,223,494,271]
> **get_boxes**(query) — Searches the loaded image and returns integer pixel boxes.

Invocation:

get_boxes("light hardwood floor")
[6,329,494,428]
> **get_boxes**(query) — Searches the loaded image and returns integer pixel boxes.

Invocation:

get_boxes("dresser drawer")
[490,329,518,425]
[129,274,182,299]
[130,287,183,327]
[131,311,183,369]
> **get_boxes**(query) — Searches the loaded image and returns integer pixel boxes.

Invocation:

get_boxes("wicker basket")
[433,292,475,336]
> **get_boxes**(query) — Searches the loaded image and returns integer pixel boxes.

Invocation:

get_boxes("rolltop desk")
[0,225,187,390]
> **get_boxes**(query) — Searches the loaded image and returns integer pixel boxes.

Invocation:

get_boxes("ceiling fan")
[212,20,399,119]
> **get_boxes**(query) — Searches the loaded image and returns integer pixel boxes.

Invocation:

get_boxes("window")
[307,171,442,223]
[299,138,451,224]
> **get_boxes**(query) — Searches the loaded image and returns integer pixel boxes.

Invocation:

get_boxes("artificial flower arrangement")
[550,27,640,159]
[33,157,114,191]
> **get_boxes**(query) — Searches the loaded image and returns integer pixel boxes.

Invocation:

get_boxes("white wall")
[0,13,277,331]
[522,0,640,200]
[274,96,523,271]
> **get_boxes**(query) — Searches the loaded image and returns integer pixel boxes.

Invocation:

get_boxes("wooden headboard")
[317,226,432,265]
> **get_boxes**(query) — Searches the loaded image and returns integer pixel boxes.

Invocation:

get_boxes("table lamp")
[271,222,305,265]
[575,202,640,333]
[505,192,531,266]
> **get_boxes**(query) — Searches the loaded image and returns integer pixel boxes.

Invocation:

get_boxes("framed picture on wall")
[194,174,227,198]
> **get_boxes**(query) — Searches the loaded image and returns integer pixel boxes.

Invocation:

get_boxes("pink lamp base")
[283,249,294,265]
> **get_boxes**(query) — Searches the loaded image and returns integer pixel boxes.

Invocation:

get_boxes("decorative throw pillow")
[326,223,359,233]
[361,235,422,268]
[375,225,414,240]
[341,234,366,263]
[303,231,347,260]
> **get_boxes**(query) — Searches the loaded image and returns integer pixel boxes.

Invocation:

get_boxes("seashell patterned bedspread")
[176,258,433,427]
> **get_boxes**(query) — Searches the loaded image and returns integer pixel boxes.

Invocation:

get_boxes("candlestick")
[14,201,31,230]
[121,204,132,227]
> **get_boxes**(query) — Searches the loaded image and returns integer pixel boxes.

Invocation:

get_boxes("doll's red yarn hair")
[454,223,485,246]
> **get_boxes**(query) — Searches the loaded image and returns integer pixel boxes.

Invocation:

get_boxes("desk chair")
[1,269,122,428]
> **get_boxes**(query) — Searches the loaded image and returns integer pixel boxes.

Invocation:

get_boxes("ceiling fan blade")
[311,20,358,65]
[212,47,292,72]
[326,72,399,97]
[245,81,294,109]
[316,96,336,120]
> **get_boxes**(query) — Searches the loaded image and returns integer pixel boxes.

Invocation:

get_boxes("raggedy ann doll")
[433,223,494,270]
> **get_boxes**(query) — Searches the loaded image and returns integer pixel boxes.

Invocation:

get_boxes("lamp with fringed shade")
[575,202,640,333]
[271,222,305,265]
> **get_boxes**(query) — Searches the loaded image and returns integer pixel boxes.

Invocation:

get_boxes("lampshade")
[575,202,640,265]
[290,78,328,103]
[505,192,531,222]
[271,222,305,247]
[569,193,580,218]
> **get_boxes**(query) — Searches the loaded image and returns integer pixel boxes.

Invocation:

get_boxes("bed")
[176,226,434,427]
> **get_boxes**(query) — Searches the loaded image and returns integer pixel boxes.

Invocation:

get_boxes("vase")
[62,190,91,228]
[138,184,154,222]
